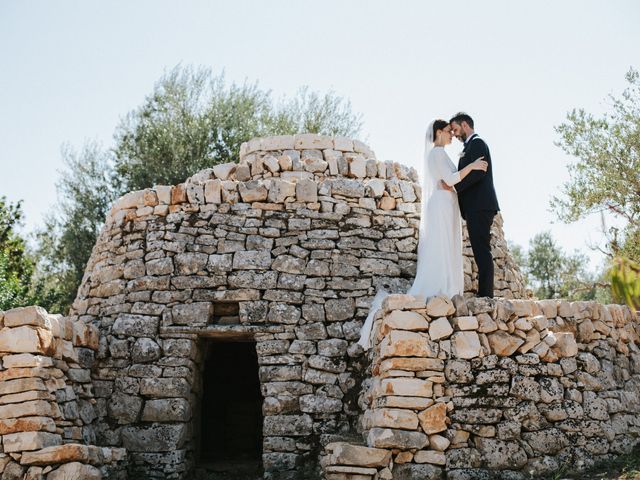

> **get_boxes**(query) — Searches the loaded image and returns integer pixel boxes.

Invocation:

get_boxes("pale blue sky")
[1,0,638,269]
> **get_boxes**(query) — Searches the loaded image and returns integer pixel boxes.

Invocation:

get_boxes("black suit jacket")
[456,133,500,219]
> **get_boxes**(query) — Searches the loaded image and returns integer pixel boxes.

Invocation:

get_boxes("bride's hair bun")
[432,119,448,139]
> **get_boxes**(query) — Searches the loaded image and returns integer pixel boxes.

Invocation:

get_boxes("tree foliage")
[0,197,63,311]
[36,65,363,312]
[553,68,640,261]
[511,231,610,302]
[113,66,362,192]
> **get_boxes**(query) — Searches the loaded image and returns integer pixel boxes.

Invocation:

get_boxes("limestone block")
[475,438,527,469]
[46,462,102,480]
[294,134,333,150]
[1,354,54,369]
[348,155,367,178]
[267,179,296,203]
[262,135,295,150]
[380,331,433,358]
[451,331,482,359]
[107,393,143,424]
[327,442,391,468]
[186,183,204,204]
[333,137,354,151]
[417,403,448,434]
[330,178,364,198]
[155,185,172,204]
[204,179,222,203]
[295,179,318,202]
[239,180,268,202]
[379,378,433,397]
[212,162,236,180]
[551,332,578,357]
[477,313,498,333]
[374,396,434,410]
[2,431,61,452]
[429,318,453,340]
[0,377,46,396]
[139,378,190,398]
[379,357,443,373]
[232,251,272,270]
[428,434,450,451]
[454,316,479,331]
[380,310,429,336]
[366,408,419,430]
[413,450,446,465]
[367,428,428,450]
[381,294,426,312]
[379,196,396,210]
[487,331,524,356]
[113,190,145,210]
[141,398,191,422]
[299,395,342,413]
[0,416,56,435]
[263,415,313,436]
[20,443,104,466]
[325,298,355,322]
[426,296,455,317]
[112,315,159,338]
[170,184,187,204]
[0,326,54,355]
[3,306,50,328]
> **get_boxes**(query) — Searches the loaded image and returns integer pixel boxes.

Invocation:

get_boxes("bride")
[357,119,487,349]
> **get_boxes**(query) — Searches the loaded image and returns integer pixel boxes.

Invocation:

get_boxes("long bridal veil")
[356,121,437,350]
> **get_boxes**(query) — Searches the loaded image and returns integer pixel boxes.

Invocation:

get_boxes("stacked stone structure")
[64,134,525,479]
[0,306,127,479]
[323,295,640,479]
[8,134,635,480]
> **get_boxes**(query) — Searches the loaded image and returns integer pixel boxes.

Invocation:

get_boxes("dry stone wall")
[323,295,640,480]
[0,306,127,479]
[65,134,525,479]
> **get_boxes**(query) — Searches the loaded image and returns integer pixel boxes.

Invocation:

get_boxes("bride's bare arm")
[442,157,487,187]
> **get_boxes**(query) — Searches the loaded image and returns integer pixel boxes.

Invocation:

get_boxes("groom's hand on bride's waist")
[439,180,455,192]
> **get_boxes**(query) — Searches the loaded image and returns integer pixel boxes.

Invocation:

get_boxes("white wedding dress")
[357,130,464,349]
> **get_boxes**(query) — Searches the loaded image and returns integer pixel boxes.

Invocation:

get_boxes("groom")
[445,113,500,298]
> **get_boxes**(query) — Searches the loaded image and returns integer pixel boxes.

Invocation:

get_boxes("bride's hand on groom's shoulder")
[471,157,488,171]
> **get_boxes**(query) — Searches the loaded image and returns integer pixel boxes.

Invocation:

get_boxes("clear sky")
[1,0,638,270]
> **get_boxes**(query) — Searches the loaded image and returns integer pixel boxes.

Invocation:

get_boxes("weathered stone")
[171,302,213,326]
[418,403,448,434]
[0,326,54,354]
[429,317,454,340]
[452,331,482,359]
[380,331,433,358]
[426,296,455,317]
[380,310,429,335]
[488,331,524,356]
[233,250,272,270]
[141,398,191,422]
[46,462,102,480]
[475,438,528,469]
[112,315,158,338]
[327,442,391,468]
[366,408,419,430]
[2,431,61,452]
[367,428,428,450]
[121,424,188,451]
[325,298,355,322]
[380,378,433,397]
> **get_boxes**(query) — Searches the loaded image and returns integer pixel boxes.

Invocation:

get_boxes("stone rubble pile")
[323,296,640,479]
[0,306,126,479]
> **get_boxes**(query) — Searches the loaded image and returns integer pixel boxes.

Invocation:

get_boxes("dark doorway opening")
[198,340,263,478]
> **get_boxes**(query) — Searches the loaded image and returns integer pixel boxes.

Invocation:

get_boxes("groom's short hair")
[450,112,474,129]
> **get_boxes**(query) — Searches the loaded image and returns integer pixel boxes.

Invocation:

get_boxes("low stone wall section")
[0,306,127,479]
[323,296,640,480]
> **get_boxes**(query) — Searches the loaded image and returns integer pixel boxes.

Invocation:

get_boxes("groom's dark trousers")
[455,134,500,298]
